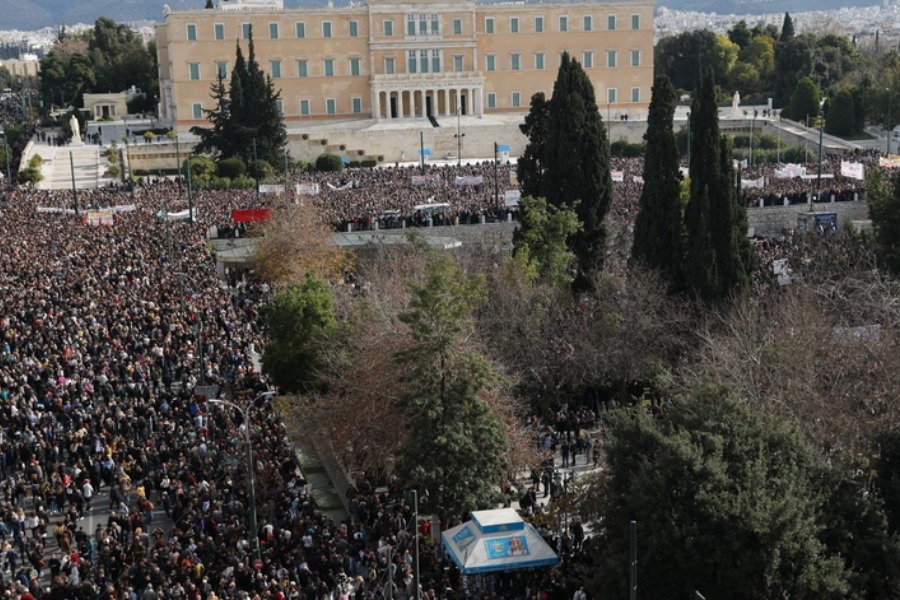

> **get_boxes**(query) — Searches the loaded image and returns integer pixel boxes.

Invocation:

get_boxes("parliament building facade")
[155,0,654,132]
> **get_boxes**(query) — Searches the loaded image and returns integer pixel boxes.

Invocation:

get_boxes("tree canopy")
[394,256,509,526]
[631,75,682,281]
[38,18,157,109]
[684,67,754,301]
[541,52,613,288]
[512,196,581,287]
[191,26,287,168]
[517,92,550,200]
[590,385,850,600]
[261,274,337,394]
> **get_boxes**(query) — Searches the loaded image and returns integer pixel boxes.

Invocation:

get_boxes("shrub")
[185,156,217,182]
[361,159,377,168]
[348,161,361,168]
[610,139,646,158]
[316,153,344,172]
[232,175,256,189]
[218,157,247,179]
[28,154,43,168]
[248,159,273,179]
[782,146,809,163]
[105,165,121,178]
[17,167,42,185]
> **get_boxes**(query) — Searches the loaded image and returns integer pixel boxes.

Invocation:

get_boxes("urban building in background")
[155,0,654,133]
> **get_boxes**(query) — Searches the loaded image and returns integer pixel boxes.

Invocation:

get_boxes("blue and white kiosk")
[441,508,559,575]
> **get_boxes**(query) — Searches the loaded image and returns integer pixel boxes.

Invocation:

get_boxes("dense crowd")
[0,174,602,600]
[0,133,881,599]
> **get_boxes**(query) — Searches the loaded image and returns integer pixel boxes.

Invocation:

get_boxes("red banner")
[231,208,271,223]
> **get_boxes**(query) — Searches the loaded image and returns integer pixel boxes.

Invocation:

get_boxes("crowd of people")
[0,123,884,600]
[0,174,602,600]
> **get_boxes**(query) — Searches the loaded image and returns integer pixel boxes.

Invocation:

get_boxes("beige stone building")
[156,0,654,134]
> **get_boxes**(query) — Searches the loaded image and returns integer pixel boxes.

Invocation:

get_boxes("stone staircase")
[34,143,102,190]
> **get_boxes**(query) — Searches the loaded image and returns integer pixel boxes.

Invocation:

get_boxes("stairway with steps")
[34,144,101,190]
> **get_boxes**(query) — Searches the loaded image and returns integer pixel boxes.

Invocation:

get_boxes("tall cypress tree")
[684,67,754,301]
[779,12,795,43]
[543,52,613,288]
[631,75,682,281]
[517,92,550,199]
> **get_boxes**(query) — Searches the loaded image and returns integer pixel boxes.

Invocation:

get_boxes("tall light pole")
[0,129,10,190]
[887,87,893,156]
[208,392,274,566]
[410,490,421,600]
[749,111,755,167]
[816,97,826,207]
[454,109,465,167]
[686,112,691,172]
[493,142,499,208]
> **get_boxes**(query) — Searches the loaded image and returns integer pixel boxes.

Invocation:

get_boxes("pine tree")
[543,52,613,288]
[631,75,682,282]
[190,75,235,159]
[517,92,550,199]
[190,28,286,168]
[684,67,753,301]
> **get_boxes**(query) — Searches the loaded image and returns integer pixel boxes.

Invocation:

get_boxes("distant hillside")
[0,0,884,33]
[0,0,166,31]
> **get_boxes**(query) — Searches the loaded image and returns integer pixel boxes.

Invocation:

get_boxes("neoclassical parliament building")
[155,0,654,133]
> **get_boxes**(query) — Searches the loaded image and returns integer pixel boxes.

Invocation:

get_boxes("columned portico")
[372,73,485,121]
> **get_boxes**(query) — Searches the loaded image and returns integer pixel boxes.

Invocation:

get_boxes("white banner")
[296,182,320,195]
[259,184,285,195]
[110,204,137,213]
[632,175,644,184]
[156,208,196,222]
[611,170,624,182]
[880,156,900,169]
[36,207,77,214]
[774,163,807,179]
[733,159,749,170]
[326,181,354,191]
[840,160,864,180]
[741,176,766,189]
[411,174,440,185]
[84,211,115,226]
[504,189,521,207]
[454,175,484,187]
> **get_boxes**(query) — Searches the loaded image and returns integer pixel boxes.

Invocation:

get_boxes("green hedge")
[316,153,344,172]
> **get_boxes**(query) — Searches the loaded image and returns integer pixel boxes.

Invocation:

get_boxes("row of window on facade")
[187,49,642,81]
[186,86,642,119]
[184,13,642,41]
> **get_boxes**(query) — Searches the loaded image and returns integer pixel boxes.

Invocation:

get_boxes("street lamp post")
[686,112,691,171]
[493,142,499,208]
[816,97,826,207]
[410,490,421,600]
[0,129,10,190]
[208,392,274,566]
[454,109,465,167]
[887,87,893,156]
[749,112,755,167]
[174,135,181,182]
